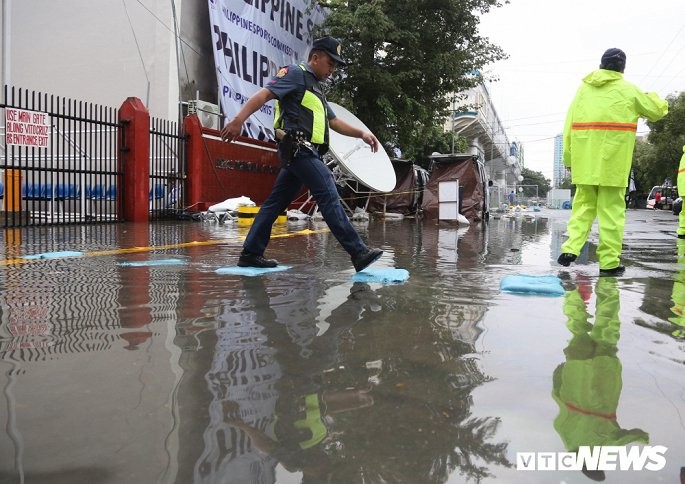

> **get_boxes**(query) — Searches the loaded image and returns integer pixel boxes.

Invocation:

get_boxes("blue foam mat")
[500,274,564,296]
[118,259,186,267]
[352,268,410,284]
[215,265,292,276]
[21,251,84,260]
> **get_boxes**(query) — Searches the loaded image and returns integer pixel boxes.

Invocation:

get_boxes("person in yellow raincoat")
[557,48,668,276]
[553,277,649,480]
[677,146,685,239]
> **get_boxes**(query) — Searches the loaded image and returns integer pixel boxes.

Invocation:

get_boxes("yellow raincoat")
[561,69,668,270]
[563,69,667,186]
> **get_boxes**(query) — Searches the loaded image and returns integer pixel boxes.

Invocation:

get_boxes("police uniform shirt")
[266,64,336,127]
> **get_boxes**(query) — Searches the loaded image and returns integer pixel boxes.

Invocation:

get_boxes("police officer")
[221,37,383,272]
[557,48,668,276]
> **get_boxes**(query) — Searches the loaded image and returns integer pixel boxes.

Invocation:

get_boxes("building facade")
[553,133,569,188]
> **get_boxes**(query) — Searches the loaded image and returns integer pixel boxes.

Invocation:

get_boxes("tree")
[520,167,551,198]
[316,0,507,165]
[631,139,659,192]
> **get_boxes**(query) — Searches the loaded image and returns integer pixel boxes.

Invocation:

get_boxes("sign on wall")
[5,108,51,148]
[208,0,327,143]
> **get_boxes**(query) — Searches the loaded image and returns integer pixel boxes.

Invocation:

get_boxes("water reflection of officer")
[668,238,685,339]
[553,277,648,481]
[219,277,377,482]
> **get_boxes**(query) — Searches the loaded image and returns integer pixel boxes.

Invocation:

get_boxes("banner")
[208,0,327,142]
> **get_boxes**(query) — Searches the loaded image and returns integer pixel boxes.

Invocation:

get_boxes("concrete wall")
[0,0,217,120]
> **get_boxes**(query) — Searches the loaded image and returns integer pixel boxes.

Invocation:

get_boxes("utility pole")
[450,96,455,154]
[2,0,11,90]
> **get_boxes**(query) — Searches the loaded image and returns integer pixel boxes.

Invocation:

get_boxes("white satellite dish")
[327,102,396,192]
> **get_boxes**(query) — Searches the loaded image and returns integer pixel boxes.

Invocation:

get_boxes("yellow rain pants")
[561,185,626,270]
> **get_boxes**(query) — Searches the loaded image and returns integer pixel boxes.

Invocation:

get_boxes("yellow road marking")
[0,228,329,266]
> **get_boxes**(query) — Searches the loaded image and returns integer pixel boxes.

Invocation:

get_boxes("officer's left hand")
[362,132,379,153]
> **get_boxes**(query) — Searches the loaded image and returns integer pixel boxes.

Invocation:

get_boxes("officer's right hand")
[221,118,242,143]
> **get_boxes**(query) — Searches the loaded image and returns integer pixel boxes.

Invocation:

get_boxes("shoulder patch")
[276,67,289,78]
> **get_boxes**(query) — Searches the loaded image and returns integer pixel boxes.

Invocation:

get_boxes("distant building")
[553,133,570,188]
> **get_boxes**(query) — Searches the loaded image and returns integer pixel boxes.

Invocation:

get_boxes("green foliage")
[316,0,507,165]
[520,167,551,198]
[633,91,685,191]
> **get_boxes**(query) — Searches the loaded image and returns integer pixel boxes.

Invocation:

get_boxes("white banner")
[208,0,327,143]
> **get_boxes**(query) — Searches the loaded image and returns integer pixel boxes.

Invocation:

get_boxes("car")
[646,185,678,210]
[673,197,682,216]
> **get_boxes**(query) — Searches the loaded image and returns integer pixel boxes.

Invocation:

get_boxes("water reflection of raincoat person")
[669,238,685,339]
[553,278,648,461]
[677,146,685,238]
[557,48,668,276]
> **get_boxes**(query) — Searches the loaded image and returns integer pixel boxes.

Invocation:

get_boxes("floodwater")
[0,209,683,484]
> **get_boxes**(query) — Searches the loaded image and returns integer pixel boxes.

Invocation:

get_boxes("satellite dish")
[327,102,396,192]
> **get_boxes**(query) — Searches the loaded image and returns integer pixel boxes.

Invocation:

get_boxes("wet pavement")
[0,208,683,484]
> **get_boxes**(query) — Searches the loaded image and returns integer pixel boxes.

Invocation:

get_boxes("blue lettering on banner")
[242,0,307,40]
[221,8,299,59]
[214,26,275,87]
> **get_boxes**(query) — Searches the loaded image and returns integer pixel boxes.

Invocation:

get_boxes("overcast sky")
[478,0,685,179]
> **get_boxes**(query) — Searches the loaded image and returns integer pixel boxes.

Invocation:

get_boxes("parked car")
[646,185,678,210]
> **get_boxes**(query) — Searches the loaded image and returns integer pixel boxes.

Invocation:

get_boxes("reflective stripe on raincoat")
[563,69,668,187]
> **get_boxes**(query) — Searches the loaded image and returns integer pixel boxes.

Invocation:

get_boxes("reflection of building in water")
[194,293,281,483]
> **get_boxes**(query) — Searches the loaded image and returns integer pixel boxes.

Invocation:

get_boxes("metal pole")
[450,97,455,154]
[2,0,11,89]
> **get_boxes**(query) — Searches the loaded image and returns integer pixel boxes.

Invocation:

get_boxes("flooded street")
[0,209,683,483]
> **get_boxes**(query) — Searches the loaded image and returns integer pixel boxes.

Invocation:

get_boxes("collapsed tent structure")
[421,153,489,222]
[366,159,429,216]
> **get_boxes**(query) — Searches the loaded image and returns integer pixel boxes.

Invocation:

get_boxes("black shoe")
[352,248,383,272]
[678,234,685,239]
[599,265,625,277]
[557,253,577,267]
[238,251,278,268]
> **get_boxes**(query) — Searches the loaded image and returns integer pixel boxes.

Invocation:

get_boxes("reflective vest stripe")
[571,122,637,131]
[565,402,617,420]
[301,90,326,144]
[679,167,685,174]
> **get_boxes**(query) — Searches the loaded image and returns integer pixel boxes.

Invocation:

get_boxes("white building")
[552,133,569,188]
[1,0,215,120]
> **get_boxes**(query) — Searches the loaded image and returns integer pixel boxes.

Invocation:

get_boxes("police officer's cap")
[600,48,626,72]
[312,36,348,67]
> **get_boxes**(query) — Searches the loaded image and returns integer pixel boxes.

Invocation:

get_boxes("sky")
[478,0,685,180]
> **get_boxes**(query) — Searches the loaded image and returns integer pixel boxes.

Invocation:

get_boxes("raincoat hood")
[582,69,623,87]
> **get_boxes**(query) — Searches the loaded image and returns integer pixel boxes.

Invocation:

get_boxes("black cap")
[600,48,626,72]
[311,36,348,66]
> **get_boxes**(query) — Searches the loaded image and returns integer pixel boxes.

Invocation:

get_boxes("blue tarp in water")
[500,274,565,296]
[215,266,292,276]
[21,251,84,260]
[118,259,186,267]
[352,268,410,284]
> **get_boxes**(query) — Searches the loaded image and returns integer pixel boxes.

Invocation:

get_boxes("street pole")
[2,0,11,91]
[450,97,455,154]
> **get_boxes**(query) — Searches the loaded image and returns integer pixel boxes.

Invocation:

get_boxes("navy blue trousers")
[243,148,367,257]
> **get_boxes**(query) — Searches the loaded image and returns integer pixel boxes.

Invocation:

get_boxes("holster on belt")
[276,129,294,167]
